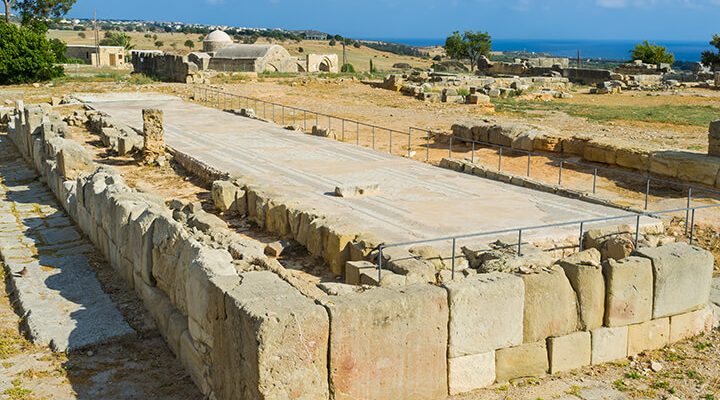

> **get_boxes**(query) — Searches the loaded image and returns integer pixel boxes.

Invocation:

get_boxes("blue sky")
[66,0,720,41]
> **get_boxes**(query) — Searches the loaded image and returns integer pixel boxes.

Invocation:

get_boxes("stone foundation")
[4,102,718,399]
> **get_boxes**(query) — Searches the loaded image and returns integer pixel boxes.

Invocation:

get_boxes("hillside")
[48,29,433,72]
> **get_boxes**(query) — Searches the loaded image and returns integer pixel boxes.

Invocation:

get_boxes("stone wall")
[452,120,720,189]
[131,51,206,83]
[4,102,718,399]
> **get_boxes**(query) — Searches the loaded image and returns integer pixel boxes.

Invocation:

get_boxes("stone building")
[65,45,127,67]
[299,54,339,73]
[208,44,298,73]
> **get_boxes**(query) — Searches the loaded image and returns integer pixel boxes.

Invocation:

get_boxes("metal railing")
[376,202,720,281]
[193,86,436,161]
[446,134,720,213]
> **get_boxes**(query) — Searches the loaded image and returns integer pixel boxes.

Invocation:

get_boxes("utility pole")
[93,8,99,67]
[577,49,581,69]
[342,41,347,68]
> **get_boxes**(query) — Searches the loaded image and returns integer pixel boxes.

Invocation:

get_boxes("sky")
[65,0,720,42]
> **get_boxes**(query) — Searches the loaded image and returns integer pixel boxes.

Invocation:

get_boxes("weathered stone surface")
[634,243,714,318]
[548,331,592,374]
[381,247,436,283]
[142,109,164,160]
[603,257,653,327]
[212,271,329,400]
[345,260,376,285]
[601,234,635,261]
[57,140,95,180]
[557,249,604,331]
[710,120,720,157]
[359,268,406,287]
[520,266,578,343]
[495,341,548,383]
[323,222,356,276]
[669,306,714,342]
[211,180,239,212]
[445,273,524,357]
[448,352,495,395]
[334,183,380,198]
[627,318,670,356]
[591,326,628,365]
[323,285,448,400]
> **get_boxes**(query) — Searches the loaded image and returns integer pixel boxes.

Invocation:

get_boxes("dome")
[205,30,232,43]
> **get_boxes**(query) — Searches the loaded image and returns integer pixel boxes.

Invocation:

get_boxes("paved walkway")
[0,134,134,352]
[81,93,657,246]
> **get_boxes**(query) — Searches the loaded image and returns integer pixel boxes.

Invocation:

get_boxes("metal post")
[356,122,360,145]
[407,129,412,158]
[558,161,564,185]
[328,116,331,132]
[426,131,430,162]
[471,141,475,164]
[389,130,393,154]
[223,93,226,110]
[579,222,585,251]
[634,215,641,247]
[644,178,650,210]
[263,102,266,119]
[685,187,693,235]
[498,148,503,171]
[689,209,696,244]
[449,136,453,157]
[282,105,285,125]
[592,168,598,194]
[304,110,307,131]
[372,126,376,149]
[272,103,275,122]
[451,238,456,280]
[517,229,523,257]
[527,153,531,177]
[315,113,319,129]
[341,119,345,141]
[378,247,384,282]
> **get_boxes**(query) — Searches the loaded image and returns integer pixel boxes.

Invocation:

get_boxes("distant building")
[209,44,298,73]
[203,29,234,54]
[65,45,127,67]
[303,30,328,41]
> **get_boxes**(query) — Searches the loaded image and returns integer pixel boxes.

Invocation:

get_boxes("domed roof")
[205,30,232,43]
[214,44,282,59]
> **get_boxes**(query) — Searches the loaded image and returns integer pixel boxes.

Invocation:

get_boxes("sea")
[366,38,714,62]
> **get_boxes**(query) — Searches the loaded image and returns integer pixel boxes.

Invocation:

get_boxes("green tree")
[99,31,134,50]
[329,39,336,46]
[184,39,194,50]
[15,0,75,25]
[701,34,720,70]
[341,63,355,73]
[48,37,65,62]
[630,41,674,64]
[443,30,492,71]
[154,40,163,49]
[0,21,63,84]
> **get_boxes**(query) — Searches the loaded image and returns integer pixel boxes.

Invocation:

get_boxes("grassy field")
[47,29,432,72]
[493,98,720,128]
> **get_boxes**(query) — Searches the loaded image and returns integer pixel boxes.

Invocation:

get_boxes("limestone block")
[381,247,436,283]
[187,211,227,233]
[180,330,210,395]
[669,306,714,342]
[557,249,604,331]
[359,268,406,287]
[448,352,495,395]
[676,154,720,186]
[495,341,548,383]
[323,222,356,276]
[212,271,329,400]
[444,273,524,357]
[634,243,714,318]
[266,201,290,237]
[548,331,592,374]
[533,134,563,153]
[323,285,448,400]
[710,120,720,157]
[562,136,591,156]
[583,224,633,250]
[584,142,617,165]
[627,318,670,356]
[211,180,239,212]
[334,183,380,198]
[345,261,376,285]
[57,140,95,180]
[184,247,235,347]
[165,311,188,356]
[520,266,578,343]
[615,148,650,171]
[142,109,164,158]
[590,326,628,365]
[603,257,653,327]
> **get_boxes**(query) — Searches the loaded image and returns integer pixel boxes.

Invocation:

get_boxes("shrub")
[456,88,470,97]
[353,41,361,48]
[0,22,64,84]
[298,47,304,53]
[154,40,164,48]
[99,32,134,50]
[341,63,355,73]
[65,57,86,64]
[184,39,194,49]
[630,41,674,64]
[48,38,67,62]
[78,31,85,38]
[329,39,336,46]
